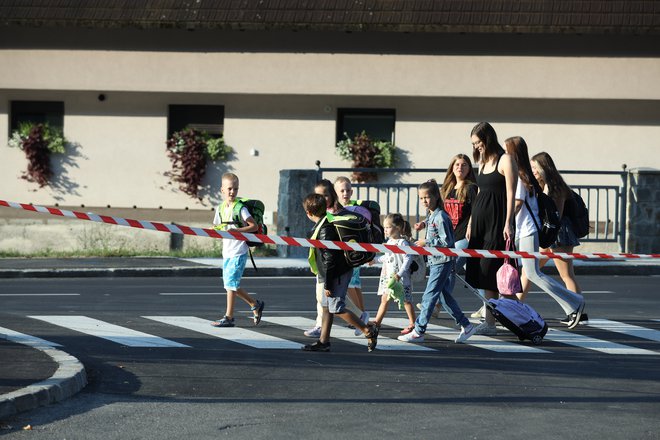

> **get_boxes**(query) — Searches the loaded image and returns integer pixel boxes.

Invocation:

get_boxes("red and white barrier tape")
[1,200,658,260]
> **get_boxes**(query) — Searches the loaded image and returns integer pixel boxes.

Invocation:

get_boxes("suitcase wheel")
[531,335,543,345]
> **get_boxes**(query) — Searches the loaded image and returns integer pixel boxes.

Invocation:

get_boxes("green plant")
[8,122,67,187]
[166,128,233,198]
[336,131,398,182]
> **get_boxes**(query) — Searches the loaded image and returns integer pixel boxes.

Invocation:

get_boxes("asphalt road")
[1,275,659,439]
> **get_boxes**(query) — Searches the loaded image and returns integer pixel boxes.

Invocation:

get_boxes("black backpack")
[525,192,561,249]
[326,210,376,267]
[347,199,384,244]
[566,190,590,238]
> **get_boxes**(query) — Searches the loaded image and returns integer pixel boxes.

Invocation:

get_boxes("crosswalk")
[4,314,659,356]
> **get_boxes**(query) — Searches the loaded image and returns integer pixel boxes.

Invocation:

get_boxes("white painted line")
[29,316,190,348]
[0,294,80,296]
[544,328,658,355]
[159,292,226,296]
[382,317,549,353]
[586,319,660,343]
[528,291,614,294]
[143,316,302,350]
[0,326,63,347]
[262,316,435,351]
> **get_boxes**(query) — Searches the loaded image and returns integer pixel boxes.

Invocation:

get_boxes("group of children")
[209,171,479,352]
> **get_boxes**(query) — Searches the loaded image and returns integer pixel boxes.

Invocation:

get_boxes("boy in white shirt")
[211,173,265,327]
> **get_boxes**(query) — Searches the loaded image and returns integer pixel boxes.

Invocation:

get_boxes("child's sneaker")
[455,323,477,344]
[302,341,330,352]
[211,316,235,327]
[304,326,321,338]
[397,330,424,343]
[355,311,370,336]
[473,321,497,336]
[471,305,485,319]
[365,323,379,352]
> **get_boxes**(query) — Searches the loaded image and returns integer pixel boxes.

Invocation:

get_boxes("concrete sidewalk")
[1,255,658,421]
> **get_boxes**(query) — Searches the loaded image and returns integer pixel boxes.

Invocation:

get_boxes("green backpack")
[216,198,267,247]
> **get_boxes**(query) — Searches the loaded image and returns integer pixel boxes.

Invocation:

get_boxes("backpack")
[566,190,590,238]
[326,210,376,267]
[525,192,560,249]
[215,198,268,247]
[347,199,384,244]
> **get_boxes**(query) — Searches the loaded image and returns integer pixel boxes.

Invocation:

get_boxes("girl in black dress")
[465,122,518,336]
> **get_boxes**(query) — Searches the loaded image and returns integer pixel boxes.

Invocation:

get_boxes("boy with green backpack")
[210,172,265,328]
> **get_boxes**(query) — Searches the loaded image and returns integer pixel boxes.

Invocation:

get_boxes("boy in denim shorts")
[301,193,379,352]
[210,173,265,328]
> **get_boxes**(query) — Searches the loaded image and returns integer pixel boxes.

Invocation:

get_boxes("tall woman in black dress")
[465,122,518,336]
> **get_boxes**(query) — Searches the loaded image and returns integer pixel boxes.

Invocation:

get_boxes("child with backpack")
[334,176,370,325]
[398,180,477,344]
[301,193,379,352]
[504,138,586,329]
[370,214,417,334]
[210,173,265,328]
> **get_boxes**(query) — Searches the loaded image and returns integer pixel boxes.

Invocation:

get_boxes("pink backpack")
[496,239,522,296]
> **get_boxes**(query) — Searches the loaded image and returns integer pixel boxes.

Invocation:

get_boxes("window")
[10,101,64,133]
[168,105,225,137]
[336,108,395,143]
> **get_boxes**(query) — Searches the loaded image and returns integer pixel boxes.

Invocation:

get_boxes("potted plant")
[8,122,67,187]
[336,131,397,182]
[166,128,232,198]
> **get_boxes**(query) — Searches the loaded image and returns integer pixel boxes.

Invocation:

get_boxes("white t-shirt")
[213,203,251,258]
[515,180,539,239]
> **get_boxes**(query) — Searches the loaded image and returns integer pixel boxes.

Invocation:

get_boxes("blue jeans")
[415,261,470,335]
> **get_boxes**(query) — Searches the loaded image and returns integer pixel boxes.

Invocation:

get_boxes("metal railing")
[316,162,628,251]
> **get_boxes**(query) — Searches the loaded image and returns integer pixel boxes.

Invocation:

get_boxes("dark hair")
[471,122,504,165]
[504,136,541,196]
[303,193,328,218]
[531,152,572,201]
[418,179,442,211]
[440,153,478,202]
[315,179,342,211]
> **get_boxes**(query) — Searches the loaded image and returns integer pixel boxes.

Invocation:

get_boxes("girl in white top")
[372,213,416,334]
[505,137,586,329]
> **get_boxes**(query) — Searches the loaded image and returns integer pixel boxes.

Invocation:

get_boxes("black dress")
[466,155,507,291]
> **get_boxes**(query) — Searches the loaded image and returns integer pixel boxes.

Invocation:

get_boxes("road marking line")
[528,290,614,294]
[586,319,660,343]
[544,328,658,355]
[158,292,258,296]
[0,294,80,296]
[28,316,190,348]
[0,326,63,347]
[143,316,302,350]
[262,316,435,351]
[382,317,549,353]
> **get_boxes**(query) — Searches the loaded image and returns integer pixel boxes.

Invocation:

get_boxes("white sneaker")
[471,305,485,319]
[455,323,477,344]
[304,326,321,338]
[355,311,370,336]
[397,330,424,343]
[473,321,497,336]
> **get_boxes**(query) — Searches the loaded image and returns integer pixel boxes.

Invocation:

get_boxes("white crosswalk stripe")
[29,315,190,348]
[262,316,435,351]
[143,316,302,350]
[381,317,549,353]
[543,328,658,355]
[586,318,660,343]
[0,325,62,348]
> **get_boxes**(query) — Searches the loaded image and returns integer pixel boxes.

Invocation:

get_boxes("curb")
[0,334,87,420]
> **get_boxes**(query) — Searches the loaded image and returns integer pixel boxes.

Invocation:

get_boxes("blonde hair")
[384,213,412,241]
[440,154,477,202]
[333,176,352,187]
[221,172,239,185]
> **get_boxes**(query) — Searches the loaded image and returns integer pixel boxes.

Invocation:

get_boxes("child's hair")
[505,136,541,197]
[315,179,342,210]
[303,193,328,218]
[532,151,572,201]
[384,213,407,238]
[333,176,352,188]
[222,172,239,184]
[418,179,442,210]
[440,154,477,202]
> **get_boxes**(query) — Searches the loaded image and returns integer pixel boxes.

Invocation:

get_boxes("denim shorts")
[320,271,352,314]
[348,267,361,288]
[222,253,248,290]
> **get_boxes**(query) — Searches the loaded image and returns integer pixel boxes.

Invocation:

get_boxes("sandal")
[400,325,415,335]
[211,316,235,327]
[365,323,379,352]
[251,300,265,325]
